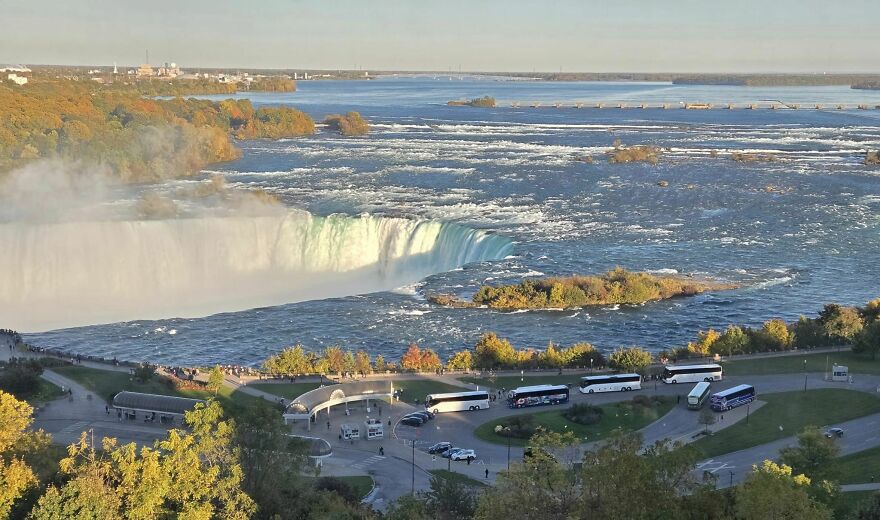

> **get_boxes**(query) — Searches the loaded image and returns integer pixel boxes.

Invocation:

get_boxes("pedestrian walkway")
[842,483,880,492]
[351,454,386,471]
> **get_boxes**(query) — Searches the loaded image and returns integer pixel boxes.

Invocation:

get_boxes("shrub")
[494,415,537,439]
[467,96,496,108]
[564,403,604,425]
[608,145,661,165]
[324,112,369,136]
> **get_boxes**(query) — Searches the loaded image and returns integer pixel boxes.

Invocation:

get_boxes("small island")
[324,111,370,136]
[447,96,496,108]
[428,268,736,310]
[866,151,880,165]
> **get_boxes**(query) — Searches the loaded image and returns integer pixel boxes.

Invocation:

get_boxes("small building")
[112,391,204,423]
[831,365,849,382]
[340,423,360,440]
[365,418,384,440]
[7,73,27,85]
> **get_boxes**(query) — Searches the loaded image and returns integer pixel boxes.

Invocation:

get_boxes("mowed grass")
[723,350,879,376]
[836,445,880,484]
[429,469,488,487]
[692,389,880,457]
[474,398,674,447]
[249,382,323,400]
[52,365,265,408]
[393,380,473,404]
[459,373,589,391]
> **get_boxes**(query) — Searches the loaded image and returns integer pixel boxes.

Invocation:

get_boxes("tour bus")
[661,364,723,384]
[578,373,642,394]
[710,384,756,412]
[508,384,570,408]
[425,391,490,413]
[687,381,712,410]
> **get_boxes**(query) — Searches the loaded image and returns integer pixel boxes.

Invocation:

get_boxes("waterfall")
[0,211,512,331]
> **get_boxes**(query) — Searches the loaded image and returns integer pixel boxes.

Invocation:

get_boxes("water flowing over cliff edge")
[0,211,512,331]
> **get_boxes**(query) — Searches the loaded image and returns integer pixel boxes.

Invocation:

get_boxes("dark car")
[400,416,424,427]
[825,427,844,438]
[405,411,433,421]
[428,442,452,454]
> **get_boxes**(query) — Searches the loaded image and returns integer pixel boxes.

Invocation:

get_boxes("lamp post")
[804,359,808,392]
[729,470,734,488]
[411,440,416,495]
[507,433,511,470]
[746,404,750,424]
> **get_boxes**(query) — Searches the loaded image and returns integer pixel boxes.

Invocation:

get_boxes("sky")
[1,0,878,73]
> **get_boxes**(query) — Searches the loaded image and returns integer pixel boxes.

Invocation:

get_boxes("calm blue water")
[28,79,880,366]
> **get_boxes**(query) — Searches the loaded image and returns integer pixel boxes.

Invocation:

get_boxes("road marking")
[58,420,90,435]
[695,459,736,474]
[351,455,386,471]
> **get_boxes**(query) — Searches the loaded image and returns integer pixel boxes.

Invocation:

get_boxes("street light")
[729,470,734,488]
[411,440,416,495]
[804,359,808,392]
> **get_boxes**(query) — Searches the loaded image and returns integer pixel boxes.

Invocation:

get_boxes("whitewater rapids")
[0,211,512,331]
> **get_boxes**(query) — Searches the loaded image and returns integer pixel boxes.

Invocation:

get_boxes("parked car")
[450,449,476,462]
[400,416,425,427]
[825,427,844,438]
[441,447,464,458]
[404,411,433,422]
[428,442,452,454]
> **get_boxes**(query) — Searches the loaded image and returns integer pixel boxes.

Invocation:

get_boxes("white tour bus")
[508,384,570,408]
[661,364,723,384]
[578,373,642,394]
[687,381,712,410]
[425,390,490,413]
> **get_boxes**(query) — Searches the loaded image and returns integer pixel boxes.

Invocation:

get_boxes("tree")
[400,344,424,372]
[446,350,473,371]
[29,474,122,520]
[608,346,652,373]
[862,298,880,323]
[712,325,750,356]
[539,342,564,368]
[762,319,792,350]
[851,492,880,519]
[818,304,864,343]
[207,365,224,395]
[323,346,346,375]
[354,350,373,375]
[424,473,478,520]
[698,407,717,433]
[792,317,826,350]
[735,460,831,520]
[473,333,517,369]
[263,345,311,377]
[779,427,840,481]
[853,320,880,360]
[689,329,720,356]
[132,363,156,383]
[374,354,387,373]
[0,391,47,519]
[419,348,442,372]
[342,350,357,374]
[560,342,604,368]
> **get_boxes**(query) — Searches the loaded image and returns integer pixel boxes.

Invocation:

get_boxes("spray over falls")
[0,211,512,331]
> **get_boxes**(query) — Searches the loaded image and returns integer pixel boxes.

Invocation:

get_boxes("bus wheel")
[705,378,712,382]
[626,387,632,391]
[433,409,439,415]
[671,380,677,384]
[469,406,475,411]
[588,389,594,394]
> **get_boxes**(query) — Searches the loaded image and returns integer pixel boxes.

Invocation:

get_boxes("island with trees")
[428,268,735,311]
[323,111,370,136]
[447,96,496,108]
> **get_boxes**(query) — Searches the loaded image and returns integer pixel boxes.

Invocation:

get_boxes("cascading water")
[0,210,513,332]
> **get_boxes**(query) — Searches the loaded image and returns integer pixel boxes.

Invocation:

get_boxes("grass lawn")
[336,475,374,499]
[393,380,473,405]
[836,445,880,484]
[429,469,488,487]
[474,398,674,446]
[723,350,878,376]
[31,378,66,403]
[53,365,264,408]
[249,382,322,400]
[692,389,880,458]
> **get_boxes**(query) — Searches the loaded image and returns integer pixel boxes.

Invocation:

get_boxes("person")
[105,405,110,414]
[677,395,681,404]
[327,420,331,430]
[379,446,384,456]
[485,468,489,478]
[467,457,471,465]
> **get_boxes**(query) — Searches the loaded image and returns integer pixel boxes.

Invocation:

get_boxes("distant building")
[7,73,27,85]
[0,64,31,73]
[137,63,154,77]
[157,62,182,78]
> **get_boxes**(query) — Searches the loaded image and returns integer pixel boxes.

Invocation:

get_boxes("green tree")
[446,350,473,371]
[818,304,864,343]
[0,390,48,519]
[851,492,880,519]
[374,354,387,373]
[342,350,357,374]
[608,346,652,373]
[779,427,840,482]
[473,333,517,369]
[263,345,312,377]
[698,406,716,433]
[323,346,346,375]
[712,325,750,356]
[207,365,225,395]
[762,319,792,350]
[538,342,564,367]
[792,316,826,349]
[853,320,880,360]
[424,473,479,520]
[734,460,831,520]
[28,474,122,520]
[560,342,604,368]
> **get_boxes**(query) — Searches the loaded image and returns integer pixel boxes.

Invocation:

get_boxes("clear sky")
[1,0,878,73]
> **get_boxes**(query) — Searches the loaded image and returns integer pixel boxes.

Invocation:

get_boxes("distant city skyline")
[1,0,878,73]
